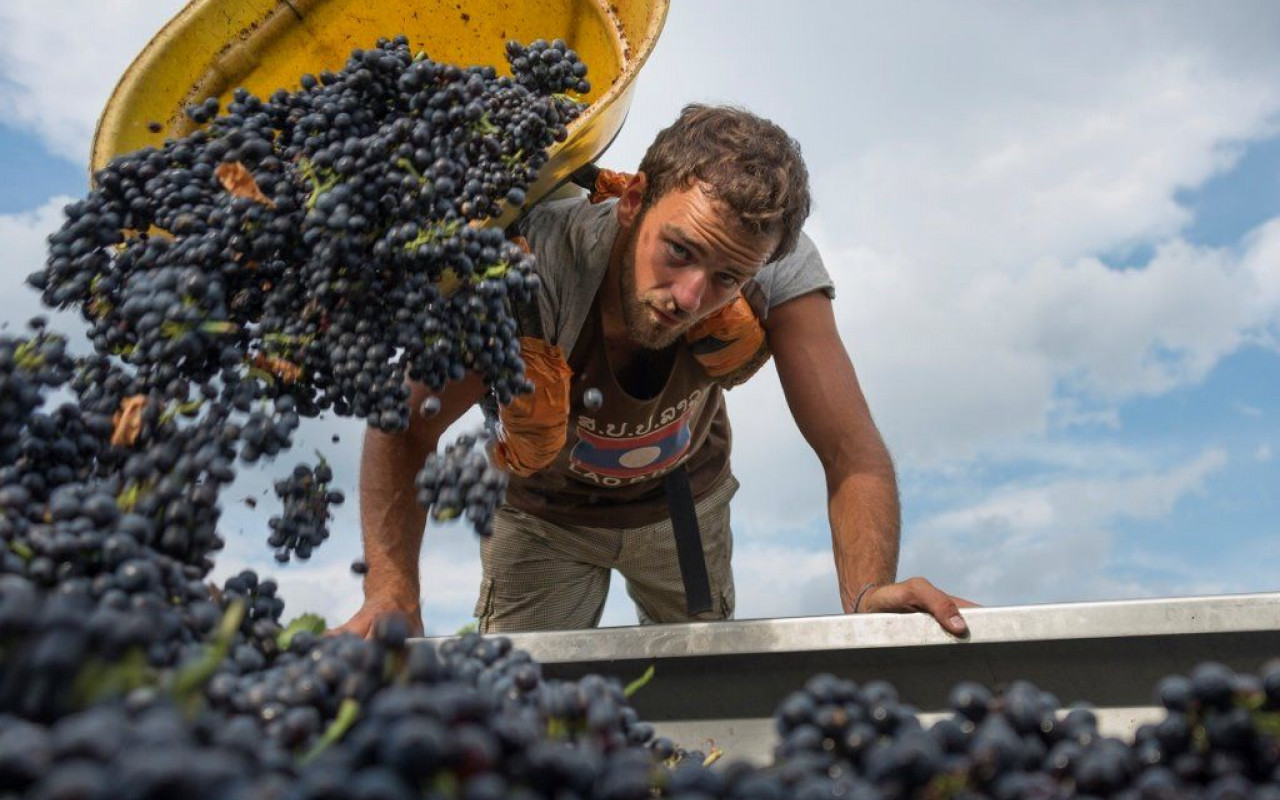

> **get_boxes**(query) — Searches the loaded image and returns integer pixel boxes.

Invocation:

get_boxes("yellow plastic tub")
[91,0,668,224]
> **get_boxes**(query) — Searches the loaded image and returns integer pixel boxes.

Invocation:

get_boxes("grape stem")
[299,698,361,764]
[171,600,246,713]
[623,664,655,698]
[298,158,340,211]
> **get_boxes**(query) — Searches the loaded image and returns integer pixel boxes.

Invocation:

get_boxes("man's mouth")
[648,303,683,327]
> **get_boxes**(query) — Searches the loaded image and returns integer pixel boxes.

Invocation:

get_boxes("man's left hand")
[856,577,978,637]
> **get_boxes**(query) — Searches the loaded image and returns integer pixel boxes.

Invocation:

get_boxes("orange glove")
[588,168,631,204]
[491,336,572,476]
[685,296,770,388]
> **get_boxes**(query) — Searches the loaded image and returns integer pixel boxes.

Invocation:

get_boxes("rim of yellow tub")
[91,0,669,225]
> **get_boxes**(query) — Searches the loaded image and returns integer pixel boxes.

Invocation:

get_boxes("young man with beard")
[337,105,973,637]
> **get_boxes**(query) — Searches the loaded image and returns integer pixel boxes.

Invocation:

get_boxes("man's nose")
[671,271,707,315]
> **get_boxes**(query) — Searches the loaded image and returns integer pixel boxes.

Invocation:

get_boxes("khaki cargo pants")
[475,477,738,632]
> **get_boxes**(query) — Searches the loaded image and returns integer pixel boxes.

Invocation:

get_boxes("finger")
[915,587,968,637]
[324,617,369,638]
[951,595,981,609]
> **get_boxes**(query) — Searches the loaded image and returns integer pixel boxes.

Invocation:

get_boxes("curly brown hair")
[637,104,811,262]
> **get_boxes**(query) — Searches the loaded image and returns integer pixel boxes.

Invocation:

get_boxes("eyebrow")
[659,223,753,279]
[660,223,706,259]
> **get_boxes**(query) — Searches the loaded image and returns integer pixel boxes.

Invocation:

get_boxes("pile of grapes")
[3,27,1280,800]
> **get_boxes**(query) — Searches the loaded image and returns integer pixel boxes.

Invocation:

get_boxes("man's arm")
[331,372,487,638]
[765,291,973,635]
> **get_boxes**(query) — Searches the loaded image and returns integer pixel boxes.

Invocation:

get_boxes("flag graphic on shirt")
[570,407,695,479]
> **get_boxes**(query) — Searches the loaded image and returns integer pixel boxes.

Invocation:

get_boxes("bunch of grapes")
[30,35,586,434]
[267,459,344,562]
[18,33,588,575]
[415,431,508,536]
[731,664,1280,800]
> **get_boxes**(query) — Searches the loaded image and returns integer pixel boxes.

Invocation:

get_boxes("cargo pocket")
[474,577,496,632]
[720,585,736,621]
[691,586,735,622]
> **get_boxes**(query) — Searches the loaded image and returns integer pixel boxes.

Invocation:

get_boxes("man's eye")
[716,273,741,288]
[668,242,691,261]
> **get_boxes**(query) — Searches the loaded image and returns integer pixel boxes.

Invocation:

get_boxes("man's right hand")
[337,375,487,641]
[329,594,424,639]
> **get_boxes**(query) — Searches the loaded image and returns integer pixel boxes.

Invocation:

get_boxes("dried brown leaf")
[252,353,302,384]
[111,395,148,447]
[215,162,276,208]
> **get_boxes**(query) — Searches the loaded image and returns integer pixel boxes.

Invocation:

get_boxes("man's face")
[615,182,779,350]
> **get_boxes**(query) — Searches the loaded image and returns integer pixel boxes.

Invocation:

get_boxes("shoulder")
[514,196,618,348]
[519,196,618,264]
[743,231,835,321]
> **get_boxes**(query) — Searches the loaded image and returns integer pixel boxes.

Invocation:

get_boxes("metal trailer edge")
[425,592,1280,764]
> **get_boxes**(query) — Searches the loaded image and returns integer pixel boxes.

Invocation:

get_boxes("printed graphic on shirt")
[570,406,693,481]
[568,389,706,486]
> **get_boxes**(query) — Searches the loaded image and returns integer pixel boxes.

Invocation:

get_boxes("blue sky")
[0,126,86,212]
[0,2,1277,632]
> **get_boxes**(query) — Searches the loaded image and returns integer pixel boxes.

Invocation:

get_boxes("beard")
[616,215,693,351]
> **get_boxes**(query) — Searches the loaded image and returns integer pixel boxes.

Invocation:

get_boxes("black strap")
[664,465,714,616]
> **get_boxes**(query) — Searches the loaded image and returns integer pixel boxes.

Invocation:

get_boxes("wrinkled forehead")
[646,183,779,272]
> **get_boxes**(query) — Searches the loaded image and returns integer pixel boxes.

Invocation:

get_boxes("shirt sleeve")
[510,198,618,350]
[742,232,835,321]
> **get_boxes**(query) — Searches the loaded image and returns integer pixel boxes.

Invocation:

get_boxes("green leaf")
[455,620,478,635]
[624,664,655,699]
[278,613,327,650]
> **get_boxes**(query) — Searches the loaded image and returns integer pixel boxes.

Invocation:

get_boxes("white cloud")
[731,543,841,620]
[900,448,1229,605]
[0,196,89,346]
[1233,402,1264,418]
[1257,444,1274,463]
[835,218,1280,466]
[0,0,186,162]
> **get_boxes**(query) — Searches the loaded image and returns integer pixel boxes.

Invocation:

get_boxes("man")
[337,105,973,637]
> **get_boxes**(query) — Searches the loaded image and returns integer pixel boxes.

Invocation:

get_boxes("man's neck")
[595,229,680,399]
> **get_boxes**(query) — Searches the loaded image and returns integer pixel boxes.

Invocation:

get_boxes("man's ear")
[616,172,648,229]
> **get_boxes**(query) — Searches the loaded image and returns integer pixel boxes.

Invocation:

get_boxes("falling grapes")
[4,29,1280,800]
[267,459,344,562]
[415,431,507,535]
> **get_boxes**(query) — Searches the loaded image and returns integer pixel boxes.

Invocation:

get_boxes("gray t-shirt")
[503,196,835,526]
